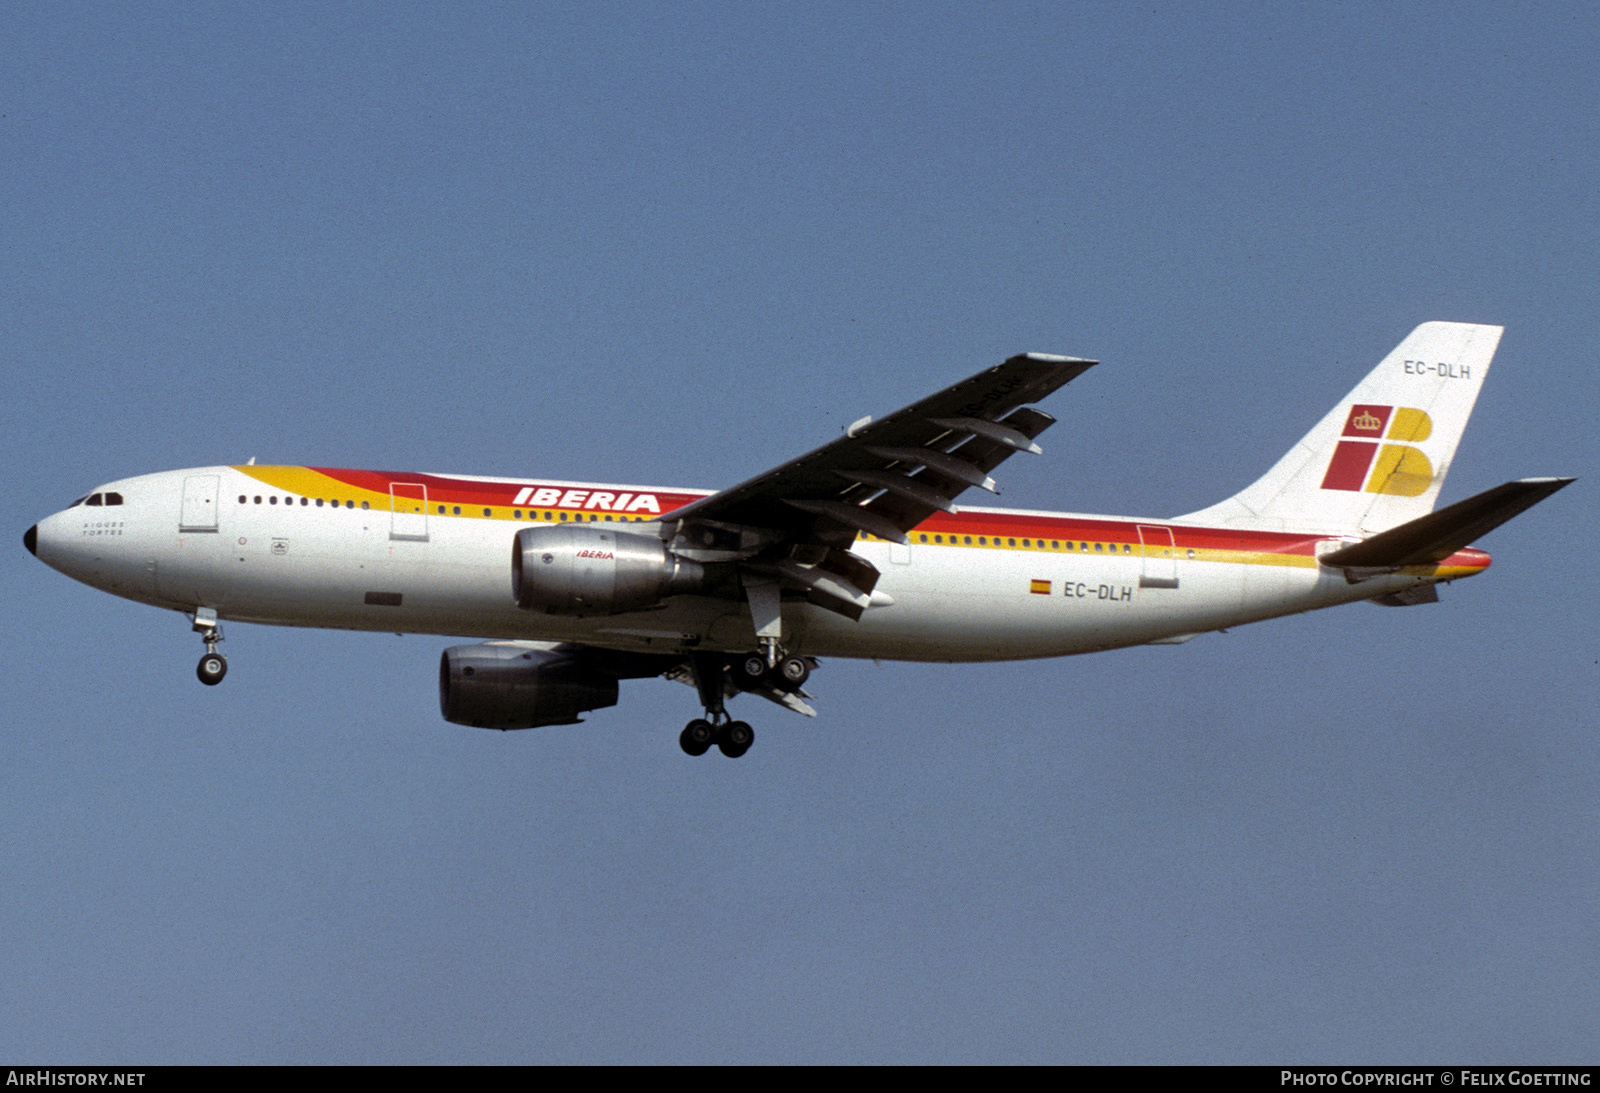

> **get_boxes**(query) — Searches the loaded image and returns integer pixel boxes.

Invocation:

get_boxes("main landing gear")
[191,608,227,686]
[679,651,765,759]
[677,648,815,758]
[738,651,810,689]
[678,716,754,759]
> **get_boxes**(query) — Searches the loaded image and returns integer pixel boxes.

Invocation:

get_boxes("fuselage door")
[1136,524,1179,589]
[390,482,429,542]
[179,475,220,532]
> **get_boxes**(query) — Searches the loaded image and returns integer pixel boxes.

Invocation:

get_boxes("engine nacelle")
[512,524,705,615]
[439,643,619,729]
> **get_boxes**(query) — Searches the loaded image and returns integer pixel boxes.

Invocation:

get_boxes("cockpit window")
[86,494,103,506]
[69,496,87,507]
[104,492,124,505]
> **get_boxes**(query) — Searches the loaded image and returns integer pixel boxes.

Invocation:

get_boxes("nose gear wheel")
[190,609,228,687]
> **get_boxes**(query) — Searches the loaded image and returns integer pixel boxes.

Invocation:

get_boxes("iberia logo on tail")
[1320,404,1435,496]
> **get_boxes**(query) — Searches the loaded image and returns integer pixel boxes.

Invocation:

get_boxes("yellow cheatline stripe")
[1426,562,1489,578]
[872,531,1491,577]
[875,530,1335,567]
[234,466,383,501]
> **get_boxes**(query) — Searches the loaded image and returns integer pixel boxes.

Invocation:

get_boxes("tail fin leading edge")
[1182,322,1505,534]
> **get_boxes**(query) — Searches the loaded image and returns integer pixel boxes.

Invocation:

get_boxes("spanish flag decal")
[1030,579,1051,595]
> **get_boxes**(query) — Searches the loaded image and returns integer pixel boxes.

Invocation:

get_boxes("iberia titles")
[511,486,663,513]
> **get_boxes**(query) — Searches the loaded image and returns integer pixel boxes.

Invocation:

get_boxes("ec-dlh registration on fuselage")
[26,322,1571,758]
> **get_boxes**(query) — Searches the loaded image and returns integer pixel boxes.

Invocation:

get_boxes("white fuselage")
[30,466,1481,663]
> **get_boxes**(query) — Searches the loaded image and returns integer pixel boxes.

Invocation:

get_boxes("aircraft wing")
[661,352,1096,619]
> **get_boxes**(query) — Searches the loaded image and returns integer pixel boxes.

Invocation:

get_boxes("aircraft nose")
[24,524,37,556]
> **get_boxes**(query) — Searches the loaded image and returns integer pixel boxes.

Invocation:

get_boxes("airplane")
[25,321,1571,758]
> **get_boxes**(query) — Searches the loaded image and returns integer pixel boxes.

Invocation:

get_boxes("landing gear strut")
[191,607,227,686]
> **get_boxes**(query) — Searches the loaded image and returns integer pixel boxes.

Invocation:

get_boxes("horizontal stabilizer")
[1321,477,1573,567]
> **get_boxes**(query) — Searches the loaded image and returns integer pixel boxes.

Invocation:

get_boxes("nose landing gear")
[197,650,228,686]
[191,608,227,686]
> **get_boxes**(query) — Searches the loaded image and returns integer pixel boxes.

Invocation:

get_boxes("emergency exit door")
[390,482,429,541]
[179,475,220,532]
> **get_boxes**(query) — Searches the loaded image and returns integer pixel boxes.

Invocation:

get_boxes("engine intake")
[439,643,619,729]
[512,524,705,615]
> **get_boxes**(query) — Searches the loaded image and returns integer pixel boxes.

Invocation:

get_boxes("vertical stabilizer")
[1180,322,1503,534]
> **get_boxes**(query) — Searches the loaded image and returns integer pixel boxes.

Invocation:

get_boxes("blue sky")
[3,3,1596,1062]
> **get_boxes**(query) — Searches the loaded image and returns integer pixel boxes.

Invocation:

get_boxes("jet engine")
[512,524,705,615]
[439,643,619,729]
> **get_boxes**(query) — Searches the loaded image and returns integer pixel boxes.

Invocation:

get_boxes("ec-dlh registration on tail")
[26,321,1571,757]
